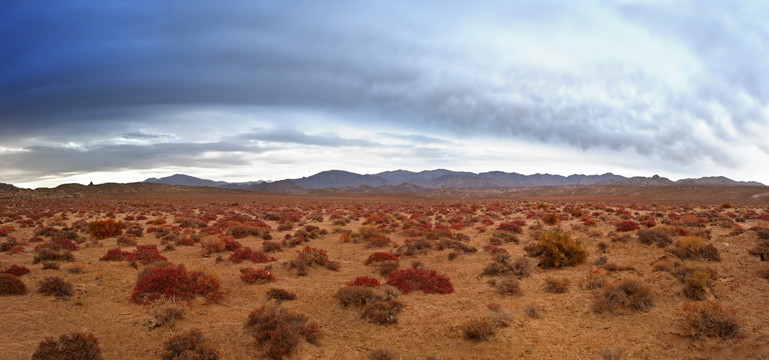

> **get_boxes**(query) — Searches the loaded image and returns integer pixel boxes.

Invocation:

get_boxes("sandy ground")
[1,193,768,359]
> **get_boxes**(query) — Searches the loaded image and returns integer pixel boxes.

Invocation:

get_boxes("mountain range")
[142,170,765,193]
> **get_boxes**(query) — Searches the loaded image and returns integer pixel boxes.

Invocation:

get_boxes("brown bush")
[32,332,103,360]
[676,301,740,338]
[462,318,495,341]
[592,279,654,313]
[336,285,402,325]
[33,249,74,264]
[262,240,283,253]
[602,263,635,272]
[368,349,398,360]
[361,299,404,325]
[544,276,570,293]
[524,231,588,268]
[524,302,542,319]
[267,288,297,302]
[0,273,26,295]
[244,305,320,359]
[38,276,74,298]
[394,238,432,257]
[116,235,138,247]
[375,260,399,277]
[481,253,532,277]
[201,237,226,255]
[161,329,219,360]
[336,286,389,307]
[148,299,187,327]
[671,236,720,261]
[488,278,522,296]
[748,239,769,261]
[124,223,144,238]
[488,231,518,245]
[600,347,625,360]
[683,269,716,300]
[637,229,671,247]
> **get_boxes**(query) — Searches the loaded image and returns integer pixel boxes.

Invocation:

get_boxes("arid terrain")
[1,185,768,359]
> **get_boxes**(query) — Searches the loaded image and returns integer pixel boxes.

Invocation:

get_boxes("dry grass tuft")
[592,279,654,313]
[543,276,570,293]
[676,301,740,338]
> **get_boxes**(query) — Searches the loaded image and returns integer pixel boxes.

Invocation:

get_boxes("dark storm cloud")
[1,0,767,174]
[0,141,263,179]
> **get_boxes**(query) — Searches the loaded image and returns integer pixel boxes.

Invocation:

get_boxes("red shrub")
[87,219,124,239]
[131,265,222,304]
[131,245,168,264]
[2,264,31,276]
[386,268,454,294]
[100,245,167,264]
[643,220,657,228]
[483,245,508,254]
[189,270,224,302]
[365,252,399,265]
[541,212,559,225]
[616,220,640,232]
[221,236,242,251]
[6,245,24,254]
[99,248,129,262]
[496,222,523,234]
[199,227,221,236]
[0,273,26,295]
[229,247,277,264]
[51,238,79,251]
[583,218,597,226]
[346,276,381,287]
[240,268,276,284]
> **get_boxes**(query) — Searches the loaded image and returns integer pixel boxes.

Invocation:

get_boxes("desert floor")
[1,191,768,360]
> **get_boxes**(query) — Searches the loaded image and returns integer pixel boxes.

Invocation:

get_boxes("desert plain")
[1,185,769,360]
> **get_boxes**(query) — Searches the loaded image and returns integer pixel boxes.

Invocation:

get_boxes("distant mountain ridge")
[145,174,263,190]
[141,170,765,193]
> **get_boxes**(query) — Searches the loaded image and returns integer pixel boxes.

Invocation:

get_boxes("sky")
[1,1,768,188]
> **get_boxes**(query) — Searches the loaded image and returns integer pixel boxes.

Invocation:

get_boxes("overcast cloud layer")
[1,1,768,188]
